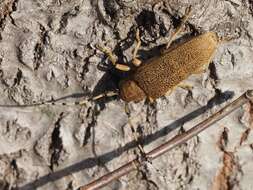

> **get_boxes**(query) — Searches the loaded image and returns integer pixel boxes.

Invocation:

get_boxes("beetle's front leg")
[97,45,131,72]
[132,29,142,67]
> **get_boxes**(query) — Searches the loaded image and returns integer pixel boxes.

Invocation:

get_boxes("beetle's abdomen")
[132,32,219,99]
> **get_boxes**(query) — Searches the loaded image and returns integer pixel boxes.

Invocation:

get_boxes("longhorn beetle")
[94,6,222,103]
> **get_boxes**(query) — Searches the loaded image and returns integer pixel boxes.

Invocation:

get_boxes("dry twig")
[79,90,253,190]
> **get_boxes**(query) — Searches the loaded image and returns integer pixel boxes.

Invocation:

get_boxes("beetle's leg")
[192,63,209,74]
[125,104,147,159]
[165,89,173,96]
[219,35,237,44]
[148,96,155,104]
[166,6,192,49]
[92,91,118,100]
[132,29,142,67]
[178,83,193,90]
[96,45,131,71]
[193,67,207,74]
[129,118,146,155]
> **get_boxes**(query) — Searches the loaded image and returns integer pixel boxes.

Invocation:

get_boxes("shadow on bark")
[18,90,234,190]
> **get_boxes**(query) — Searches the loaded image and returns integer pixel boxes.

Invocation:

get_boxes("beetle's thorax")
[119,79,146,102]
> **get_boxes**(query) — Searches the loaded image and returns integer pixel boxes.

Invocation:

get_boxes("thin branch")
[80,90,253,190]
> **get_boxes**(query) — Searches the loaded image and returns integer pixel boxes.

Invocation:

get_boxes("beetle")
[117,32,218,102]
[95,6,220,103]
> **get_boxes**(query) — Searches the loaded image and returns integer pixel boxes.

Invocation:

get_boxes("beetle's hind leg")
[96,45,131,72]
[132,29,142,67]
[125,104,148,162]
[178,83,193,90]
[165,6,192,49]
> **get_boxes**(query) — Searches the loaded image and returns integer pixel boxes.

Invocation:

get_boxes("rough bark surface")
[0,0,253,190]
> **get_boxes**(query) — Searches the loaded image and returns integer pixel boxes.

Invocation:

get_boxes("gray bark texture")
[0,0,253,190]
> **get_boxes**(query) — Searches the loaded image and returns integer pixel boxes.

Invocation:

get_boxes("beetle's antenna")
[0,91,119,108]
[218,35,239,44]
[166,5,192,49]
[0,99,89,108]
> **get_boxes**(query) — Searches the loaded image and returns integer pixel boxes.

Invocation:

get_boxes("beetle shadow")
[18,90,234,190]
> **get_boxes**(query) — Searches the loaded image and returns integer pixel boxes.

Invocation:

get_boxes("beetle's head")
[119,79,146,102]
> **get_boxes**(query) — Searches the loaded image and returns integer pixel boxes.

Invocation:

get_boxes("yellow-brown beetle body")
[119,32,219,102]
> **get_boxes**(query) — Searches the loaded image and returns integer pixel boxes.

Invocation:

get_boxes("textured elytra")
[122,32,219,101]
